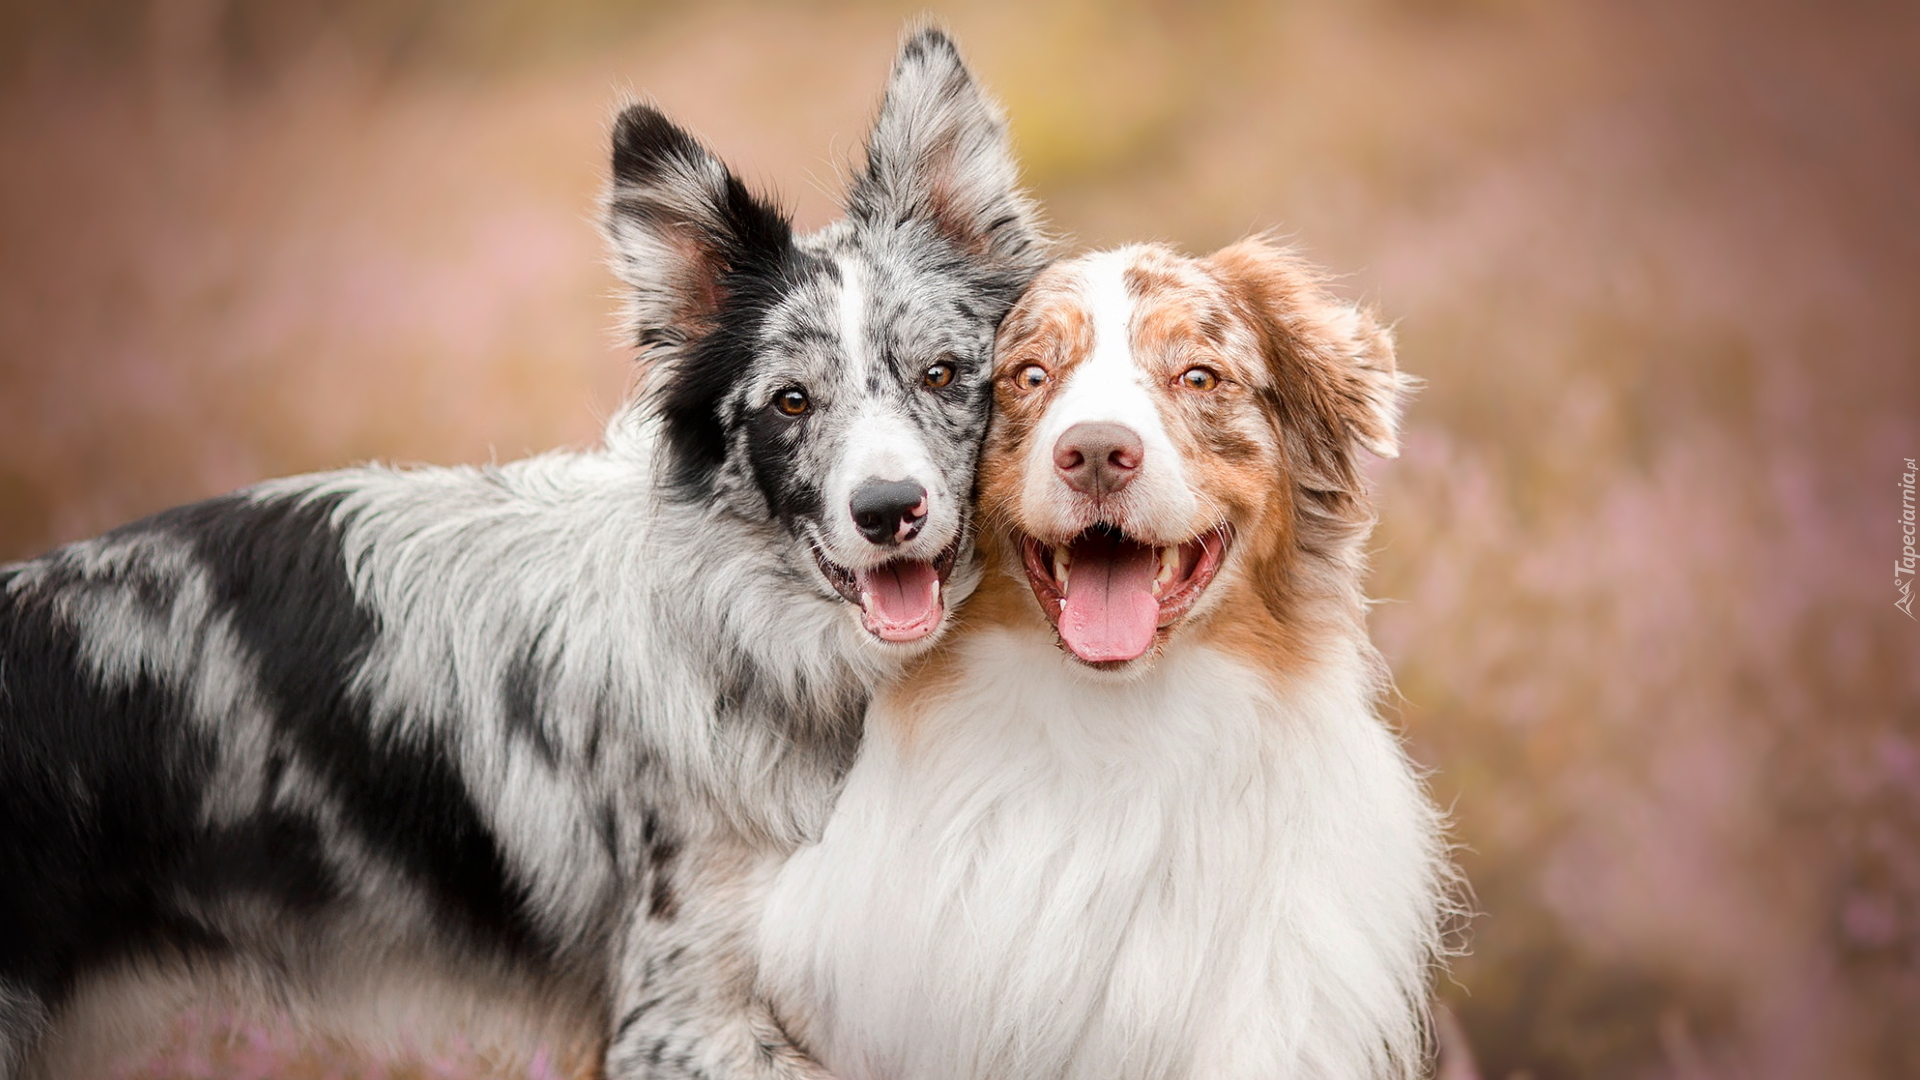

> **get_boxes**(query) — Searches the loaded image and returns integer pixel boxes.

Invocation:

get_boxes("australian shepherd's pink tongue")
[858,560,943,642]
[1060,532,1160,662]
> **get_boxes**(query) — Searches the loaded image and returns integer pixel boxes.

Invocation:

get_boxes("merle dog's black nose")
[850,479,928,546]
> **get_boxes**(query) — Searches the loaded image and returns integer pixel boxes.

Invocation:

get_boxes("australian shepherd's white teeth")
[811,538,962,644]
[1017,524,1231,664]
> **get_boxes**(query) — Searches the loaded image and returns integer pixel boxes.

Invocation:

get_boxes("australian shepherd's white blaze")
[759,240,1449,1080]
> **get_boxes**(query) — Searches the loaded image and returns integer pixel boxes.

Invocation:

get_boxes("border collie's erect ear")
[847,27,1048,282]
[603,104,793,349]
[1205,237,1412,489]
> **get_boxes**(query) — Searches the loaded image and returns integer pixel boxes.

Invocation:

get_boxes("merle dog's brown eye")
[775,388,811,416]
[1015,364,1048,390]
[923,361,955,389]
[1178,366,1219,391]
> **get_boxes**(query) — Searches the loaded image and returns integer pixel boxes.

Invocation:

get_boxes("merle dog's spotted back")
[0,28,1045,1079]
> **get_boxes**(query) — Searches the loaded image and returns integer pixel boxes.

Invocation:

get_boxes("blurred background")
[2,0,1916,1077]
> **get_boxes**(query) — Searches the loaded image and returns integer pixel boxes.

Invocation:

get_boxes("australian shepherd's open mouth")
[813,538,961,644]
[1020,523,1232,665]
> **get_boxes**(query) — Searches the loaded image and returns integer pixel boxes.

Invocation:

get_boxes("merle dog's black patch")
[169,495,549,962]
[0,566,223,1002]
[0,495,557,1022]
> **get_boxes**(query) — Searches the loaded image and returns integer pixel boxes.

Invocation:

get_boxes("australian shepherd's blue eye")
[1015,364,1048,390]
[923,361,956,389]
[775,387,811,416]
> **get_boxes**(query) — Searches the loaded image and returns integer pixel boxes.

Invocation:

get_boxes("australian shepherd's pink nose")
[1052,421,1143,496]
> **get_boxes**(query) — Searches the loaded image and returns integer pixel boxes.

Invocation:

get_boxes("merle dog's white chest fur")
[757,628,1441,1080]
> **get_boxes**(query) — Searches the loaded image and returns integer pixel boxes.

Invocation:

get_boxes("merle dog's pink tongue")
[1060,532,1159,662]
[858,561,943,642]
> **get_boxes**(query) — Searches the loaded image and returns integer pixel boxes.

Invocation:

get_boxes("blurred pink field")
[113,1012,577,1080]
[2,1,1916,1077]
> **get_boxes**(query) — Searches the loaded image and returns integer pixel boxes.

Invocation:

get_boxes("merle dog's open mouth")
[1019,523,1232,665]
[812,537,961,644]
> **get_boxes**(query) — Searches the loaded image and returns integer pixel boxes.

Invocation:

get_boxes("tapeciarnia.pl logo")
[1900,458,1917,620]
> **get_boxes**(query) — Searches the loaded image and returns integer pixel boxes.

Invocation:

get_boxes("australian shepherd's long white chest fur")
[759,242,1449,1080]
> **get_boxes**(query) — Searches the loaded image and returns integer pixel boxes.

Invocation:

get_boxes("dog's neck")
[762,534,1442,1080]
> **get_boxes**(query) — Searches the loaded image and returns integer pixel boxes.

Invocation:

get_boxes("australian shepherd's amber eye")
[1178,366,1220,391]
[923,361,956,389]
[1014,364,1049,390]
[775,387,811,416]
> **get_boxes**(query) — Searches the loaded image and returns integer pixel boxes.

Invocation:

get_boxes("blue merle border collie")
[0,29,1046,1079]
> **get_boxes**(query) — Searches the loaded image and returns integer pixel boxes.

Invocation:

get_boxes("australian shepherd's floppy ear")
[758,238,1450,1080]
